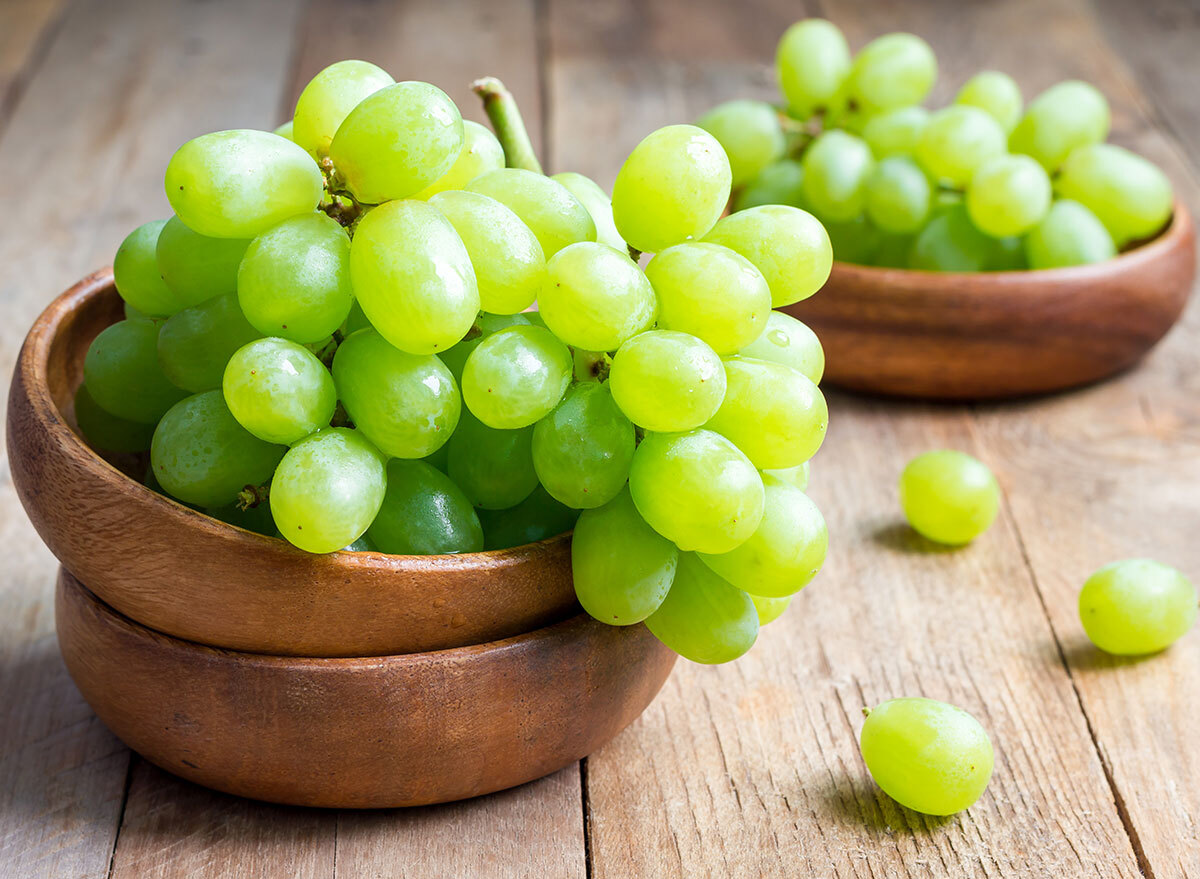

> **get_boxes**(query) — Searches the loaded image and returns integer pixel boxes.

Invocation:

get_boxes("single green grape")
[73,382,155,453]
[532,382,635,509]
[801,130,874,223]
[645,552,759,664]
[775,19,851,118]
[1079,559,1198,655]
[733,159,807,212]
[862,107,930,159]
[865,156,932,235]
[476,485,580,550]
[696,99,785,187]
[438,312,532,383]
[113,220,181,316]
[155,216,250,310]
[1009,80,1110,172]
[909,205,997,272]
[824,214,883,265]
[83,319,188,424]
[751,594,792,625]
[291,60,394,157]
[844,32,937,112]
[156,292,262,393]
[467,168,596,257]
[413,120,506,199]
[609,330,726,432]
[860,697,994,816]
[915,106,1007,188]
[446,410,538,510]
[550,171,625,252]
[899,449,1000,545]
[764,461,810,492]
[366,458,483,554]
[272,120,294,141]
[955,70,1022,133]
[462,325,572,429]
[966,154,1052,238]
[1024,199,1115,269]
[1055,143,1174,247]
[538,242,656,351]
[223,337,336,444]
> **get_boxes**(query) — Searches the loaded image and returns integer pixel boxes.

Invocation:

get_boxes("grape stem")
[237,484,270,510]
[472,76,544,174]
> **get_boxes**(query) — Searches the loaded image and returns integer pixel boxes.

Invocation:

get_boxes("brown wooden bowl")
[785,201,1196,400]
[57,567,676,808]
[8,271,578,657]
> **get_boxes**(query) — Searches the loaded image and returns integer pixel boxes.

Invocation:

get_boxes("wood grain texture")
[0,0,69,131]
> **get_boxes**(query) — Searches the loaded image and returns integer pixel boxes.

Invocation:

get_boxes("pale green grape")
[752,594,792,625]
[863,106,930,159]
[74,382,155,453]
[477,485,580,550]
[738,311,824,385]
[413,120,505,199]
[123,303,154,322]
[845,32,937,112]
[865,156,931,234]
[1009,80,1109,172]
[273,120,294,141]
[1055,144,1174,246]
[532,382,635,509]
[909,205,997,272]
[539,242,656,351]
[270,428,386,553]
[1079,559,1198,655]
[329,81,463,203]
[733,159,806,212]
[550,171,625,251]
[438,313,532,383]
[696,100,785,187]
[367,459,483,554]
[333,327,460,458]
[223,337,336,444]
[915,106,1006,188]
[113,220,181,316]
[164,129,323,238]
[824,214,883,265]
[447,410,538,509]
[955,71,1022,133]
[900,449,999,545]
[155,216,250,310]
[645,552,758,664]
[611,124,731,254]
[157,292,261,392]
[237,212,353,343]
[629,429,764,554]
[1024,199,1115,269]
[292,60,394,157]
[860,698,994,816]
[966,154,1051,238]
[801,130,874,222]
[467,168,596,257]
[150,390,285,507]
[609,330,726,432]
[764,461,810,492]
[775,19,851,118]
[83,319,187,423]
[349,199,479,354]
[462,325,572,429]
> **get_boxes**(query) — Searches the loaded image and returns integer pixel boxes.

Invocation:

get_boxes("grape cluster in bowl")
[698,18,1176,272]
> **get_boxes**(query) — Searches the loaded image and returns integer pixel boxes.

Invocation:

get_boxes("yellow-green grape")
[899,449,999,545]
[429,190,545,315]
[1024,199,1116,269]
[705,356,827,469]
[645,552,758,664]
[696,100,785,187]
[113,220,182,316]
[73,383,155,453]
[611,124,732,254]
[349,199,479,354]
[733,159,807,212]
[157,293,262,392]
[272,120,294,141]
[865,156,932,235]
[462,326,572,429]
[532,382,635,509]
[223,337,336,444]
[343,300,373,337]
[909,205,997,272]
[477,485,580,550]
[775,19,851,118]
[551,171,626,251]
[801,130,874,223]
[915,106,1007,188]
[292,60,394,157]
[164,129,323,238]
[413,120,505,199]
[609,330,726,433]
[1009,80,1110,172]
[1079,559,1198,655]
[644,242,770,354]
[446,410,538,510]
[966,154,1052,238]
[764,461,810,492]
[955,70,1022,133]
[83,319,187,424]
[629,429,764,554]
[738,310,824,385]
[467,168,596,257]
[860,698,994,816]
[538,242,656,351]
[825,215,883,265]
[752,594,792,625]
[366,459,483,555]
[155,216,250,310]
[704,205,833,308]
[845,33,937,112]
[1055,144,1174,247]
[438,312,532,383]
[863,106,930,159]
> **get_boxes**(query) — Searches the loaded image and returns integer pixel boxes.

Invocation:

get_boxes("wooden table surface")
[2,0,1198,876]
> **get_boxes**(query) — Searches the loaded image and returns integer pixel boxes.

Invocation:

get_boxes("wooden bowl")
[57,568,676,808]
[786,201,1195,400]
[8,271,578,657]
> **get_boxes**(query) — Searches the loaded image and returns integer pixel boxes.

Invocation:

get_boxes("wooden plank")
[0,0,70,130]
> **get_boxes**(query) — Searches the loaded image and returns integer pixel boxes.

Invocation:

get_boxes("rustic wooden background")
[2,0,1198,876]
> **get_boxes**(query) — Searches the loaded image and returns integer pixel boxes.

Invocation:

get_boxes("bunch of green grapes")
[697,18,1174,273]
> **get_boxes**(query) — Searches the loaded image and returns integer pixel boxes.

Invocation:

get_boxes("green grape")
[611,124,732,254]
[467,168,596,257]
[751,594,792,625]
[966,154,1051,238]
[539,242,656,351]
[270,428,386,554]
[955,71,1022,133]
[342,535,376,552]
[629,429,764,554]
[909,206,996,272]
[609,330,726,432]
[291,60,394,157]
[157,292,262,392]
[550,171,625,251]
[461,326,572,429]
[1078,559,1198,655]
[915,106,1006,188]
[155,216,250,310]
[696,100,785,188]
[422,440,451,474]
[764,461,810,492]
[438,313,532,383]
[205,499,276,538]
[572,487,678,624]
[333,328,460,458]
[273,120,294,141]
[123,303,154,322]
[645,553,758,664]
[447,410,538,509]
[738,311,824,385]
[863,107,930,159]
[899,449,999,545]
[824,215,882,265]
[366,459,483,554]
[874,233,918,268]
[329,81,464,203]
[1024,199,1115,269]
[164,129,323,238]
[113,220,181,316]
[865,156,932,234]
[223,337,336,444]
[698,474,827,597]
[532,383,635,509]
[150,391,285,507]
[237,213,353,343]
[429,190,545,315]
[413,120,506,199]
[477,485,580,550]
[73,382,155,453]
[83,319,187,424]
[343,300,373,336]
[844,33,937,112]
[860,698,994,816]
[801,130,874,223]
[349,199,479,354]
[775,19,851,118]
[1009,80,1110,172]
[645,242,770,354]
[733,159,806,212]
[1055,144,1174,247]
[987,235,1027,271]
